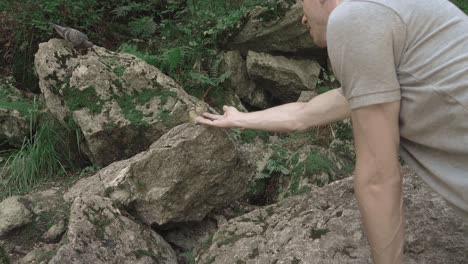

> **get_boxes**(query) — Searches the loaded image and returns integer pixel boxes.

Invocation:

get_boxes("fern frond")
[128,16,157,38]
[111,6,133,17]
[160,47,191,73]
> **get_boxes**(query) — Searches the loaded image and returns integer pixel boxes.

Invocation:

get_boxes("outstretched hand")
[195,105,242,128]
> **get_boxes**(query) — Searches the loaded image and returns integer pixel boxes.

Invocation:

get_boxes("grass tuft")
[0,102,73,200]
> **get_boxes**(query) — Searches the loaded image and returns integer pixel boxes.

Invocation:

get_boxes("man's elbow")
[354,162,402,189]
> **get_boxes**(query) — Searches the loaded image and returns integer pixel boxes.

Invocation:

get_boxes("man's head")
[302,0,342,47]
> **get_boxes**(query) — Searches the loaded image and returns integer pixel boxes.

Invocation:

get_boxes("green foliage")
[118,44,159,66]
[451,0,468,13]
[128,16,157,38]
[0,244,9,264]
[180,251,196,264]
[0,79,35,118]
[233,129,269,144]
[316,70,337,95]
[0,111,72,200]
[256,145,291,180]
[160,47,188,74]
[1,0,102,90]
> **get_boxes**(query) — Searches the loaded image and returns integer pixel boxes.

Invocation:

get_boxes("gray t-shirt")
[327,0,468,217]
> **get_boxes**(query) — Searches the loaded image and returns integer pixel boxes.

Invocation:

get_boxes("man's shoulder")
[329,0,401,27]
[328,0,403,42]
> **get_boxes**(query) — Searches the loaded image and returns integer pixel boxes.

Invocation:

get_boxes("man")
[196,0,468,263]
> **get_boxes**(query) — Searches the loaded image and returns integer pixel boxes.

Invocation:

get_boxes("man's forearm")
[233,88,351,132]
[354,168,404,264]
[351,101,404,264]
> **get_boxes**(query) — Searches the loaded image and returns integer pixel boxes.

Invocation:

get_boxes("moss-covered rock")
[34,39,202,166]
[0,78,34,148]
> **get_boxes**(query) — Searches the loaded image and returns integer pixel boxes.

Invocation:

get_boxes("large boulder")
[65,124,253,225]
[229,0,318,54]
[222,51,270,109]
[49,195,177,264]
[195,166,468,263]
[246,51,321,103]
[0,78,32,148]
[0,196,33,237]
[34,39,200,166]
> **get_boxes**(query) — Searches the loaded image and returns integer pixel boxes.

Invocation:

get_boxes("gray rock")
[0,79,31,148]
[42,219,66,243]
[246,51,321,103]
[229,0,318,53]
[297,90,318,102]
[65,123,253,225]
[195,166,468,263]
[49,195,177,264]
[163,220,218,252]
[0,196,33,237]
[34,39,200,166]
[18,244,56,264]
[222,51,269,109]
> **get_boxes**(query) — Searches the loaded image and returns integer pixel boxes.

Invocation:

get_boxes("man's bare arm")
[196,88,351,132]
[352,101,404,264]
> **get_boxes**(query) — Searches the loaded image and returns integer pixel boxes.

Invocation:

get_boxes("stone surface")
[297,90,318,102]
[222,50,269,109]
[0,196,33,237]
[49,195,177,264]
[65,123,253,225]
[229,0,318,53]
[34,39,200,166]
[246,51,321,103]
[42,219,66,243]
[0,78,31,148]
[195,166,468,264]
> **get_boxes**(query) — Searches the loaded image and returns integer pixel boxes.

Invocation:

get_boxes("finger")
[195,116,215,125]
[223,105,229,112]
[202,112,221,120]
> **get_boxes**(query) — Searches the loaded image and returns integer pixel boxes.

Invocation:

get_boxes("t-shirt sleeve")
[327,2,405,109]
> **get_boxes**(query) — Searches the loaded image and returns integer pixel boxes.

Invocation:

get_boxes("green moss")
[115,95,146,125]
[240,129,269,144]
[114,89,177,126]
[309,227,329,239]
[0,80,35,117]
[159,109,170,125]
[113,66,126,77]
[180,251,196,264]
[0,245,9,264]
[63,85,104,114]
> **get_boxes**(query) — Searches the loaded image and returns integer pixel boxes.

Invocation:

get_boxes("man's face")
[302,0,332,48]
